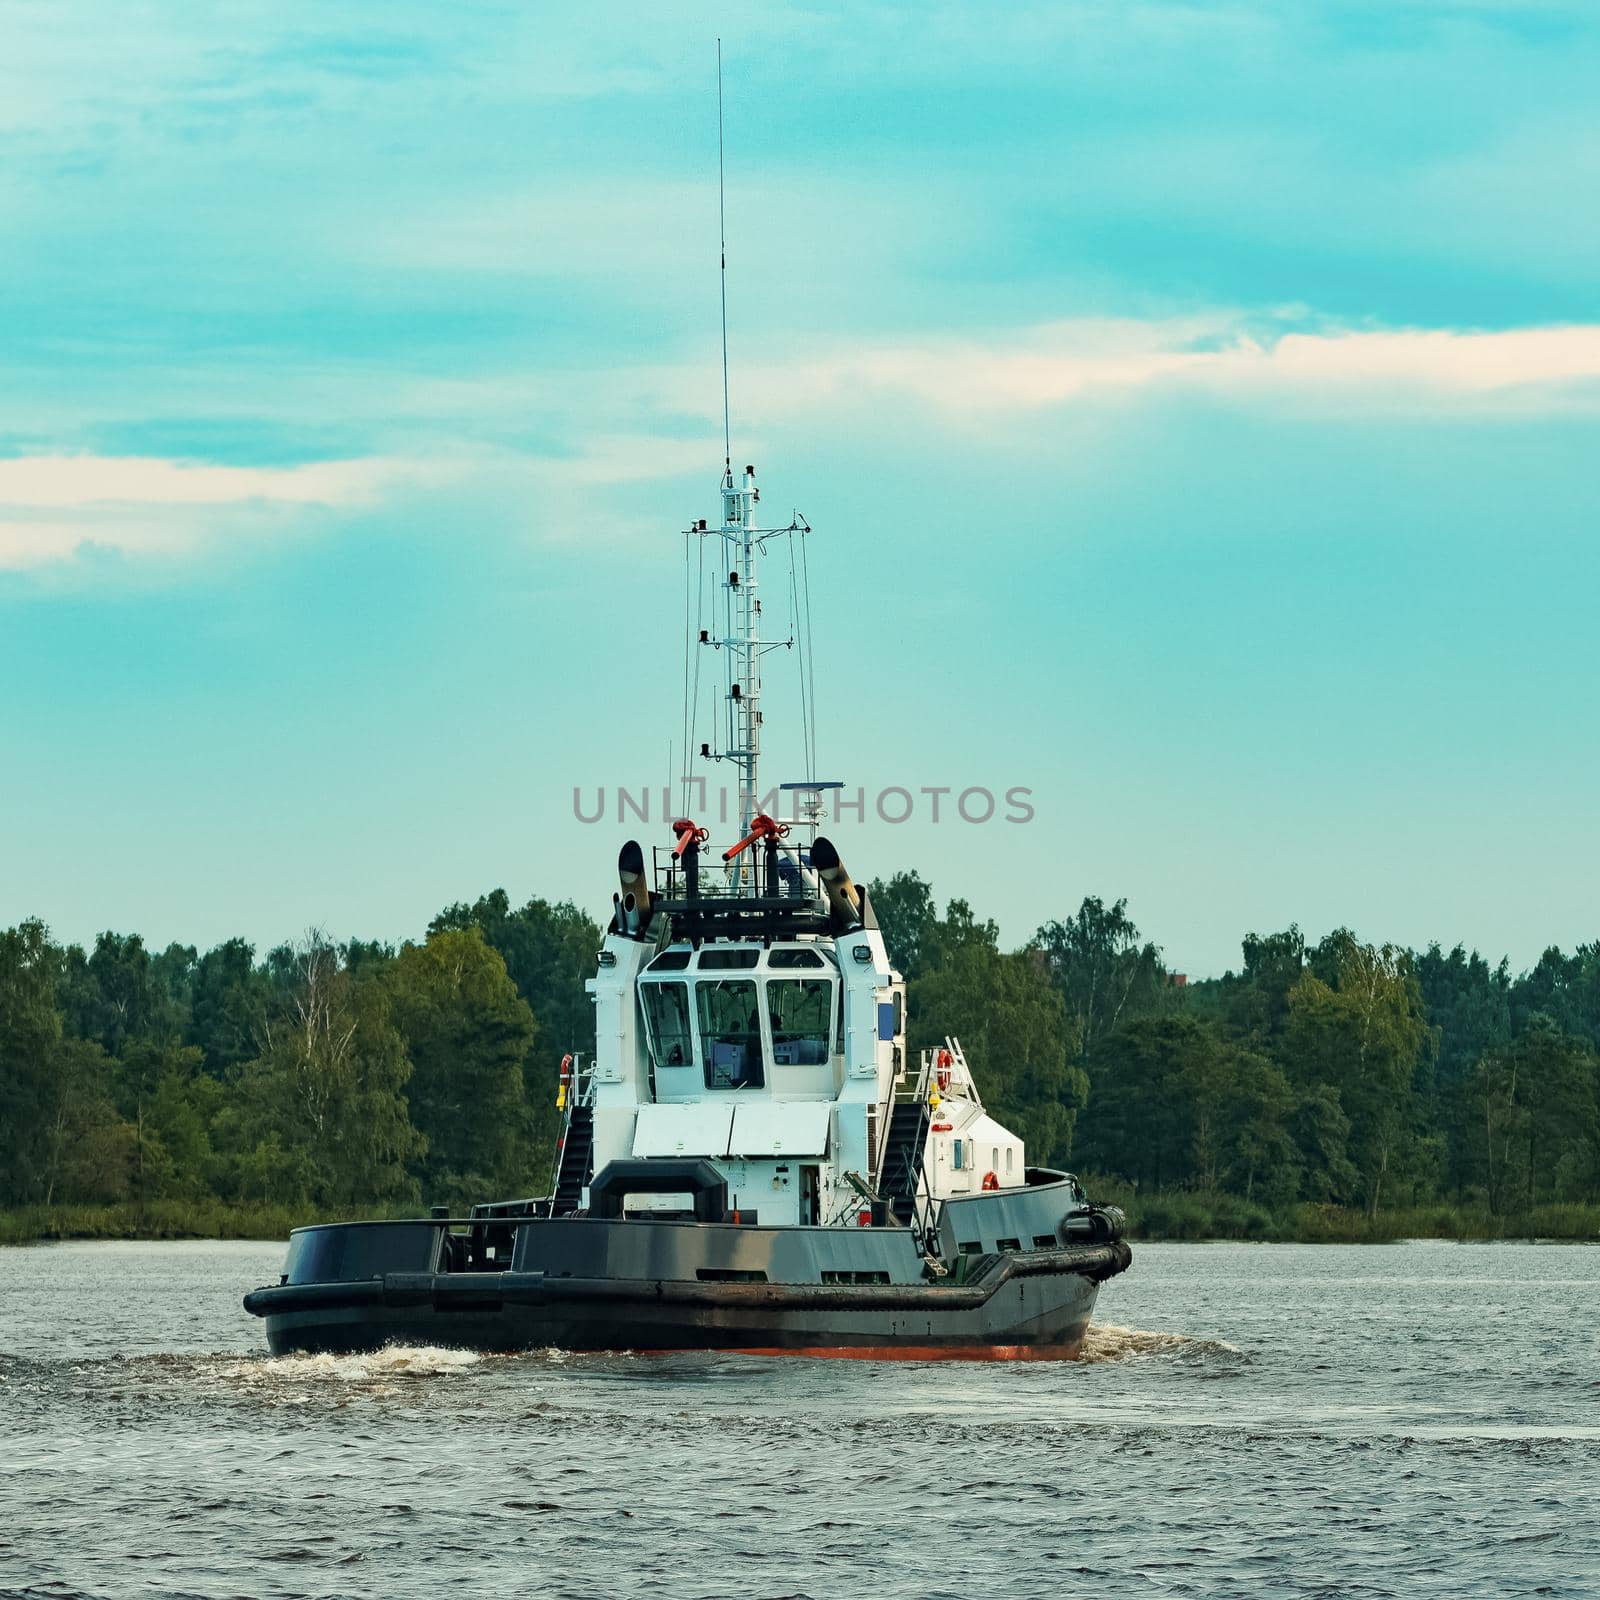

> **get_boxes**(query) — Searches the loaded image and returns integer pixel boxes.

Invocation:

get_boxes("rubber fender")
[1061,1204,1127,1244]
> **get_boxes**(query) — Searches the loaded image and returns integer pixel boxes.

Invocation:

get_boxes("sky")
[3,0,1598,978]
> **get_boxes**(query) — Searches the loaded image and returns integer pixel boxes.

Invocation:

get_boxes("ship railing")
[555,1052,596,1115]
[650,842,826,906]
[529,1053,595,1217]
[893,1046,936,1106]
[901,1036,981,1107]
[909,1180,944,1256]
[896,1049,932,1106]
[573,1054,597,1110]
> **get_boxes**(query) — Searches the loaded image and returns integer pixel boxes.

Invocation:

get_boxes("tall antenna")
[717,38,731,474]
[685,47,814,845]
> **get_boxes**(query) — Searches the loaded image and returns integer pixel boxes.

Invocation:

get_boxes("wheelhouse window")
[699,948,759,969]
[696,978,764,1089]
[768,947,825,968]
[640,981,694,1069]
[766,977,834,1066]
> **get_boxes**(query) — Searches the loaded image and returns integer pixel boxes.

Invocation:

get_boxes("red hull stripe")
[637,1342,1085,1362]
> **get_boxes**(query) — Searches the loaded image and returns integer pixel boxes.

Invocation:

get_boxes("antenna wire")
[717,38,731,472]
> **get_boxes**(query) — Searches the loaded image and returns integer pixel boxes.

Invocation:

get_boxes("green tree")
[1292,1082,1359,1203]
[911,935,1086,1166]
[113,1042,221,1202]
[187,938,271,1074]
[0,920,66,1204]
[1284,934,1428,1216]
[386,927,536,1203]
[1465,1018,1598,1211]
[1225,1049,1301,1206]
[40,1037,132,1205]
[1415,943,1512,1090]
[1079,1015,1213,1189]
[146,1060,225,1201]
[1512,944,1600,1051]
[341,938,396,976]
[150,943,197,1036]
[223,935,422,1208]
[1078,1016,1298,1199]
[865,870,939,980]
[66,934,187,1056]
[1228,926,1308,1043]
[1035,897,1167,1067]
[430,891,597,1114]
[1415,943,1512,1196]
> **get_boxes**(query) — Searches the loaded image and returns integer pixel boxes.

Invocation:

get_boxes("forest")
[2,876,1597,1242]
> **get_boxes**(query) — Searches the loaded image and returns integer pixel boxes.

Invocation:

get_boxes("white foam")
[1081,1323,1241,1362]
[220,1345,484,1385]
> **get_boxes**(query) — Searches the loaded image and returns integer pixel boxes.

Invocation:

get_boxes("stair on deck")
[553,1105,594,1216]
[880,1103,928,1224]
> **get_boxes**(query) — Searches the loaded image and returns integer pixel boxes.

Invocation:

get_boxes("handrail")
[653,841,823,901]
[909,1154,943,1253]
[544,1051,596,1202]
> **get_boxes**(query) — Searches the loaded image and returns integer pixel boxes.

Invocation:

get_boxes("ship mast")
[688,44,807,847]
[722,462,762,837]
[715,38,761,840]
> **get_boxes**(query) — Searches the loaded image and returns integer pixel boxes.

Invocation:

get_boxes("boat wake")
[215,1334,1232,1382]
[1080,1323,1241,1363]
[218,1345,485,1390]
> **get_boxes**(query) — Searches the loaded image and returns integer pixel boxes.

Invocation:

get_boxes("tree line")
[0,892,598,1215]
[2,877,1597,1228]
[873,873,1600,1223]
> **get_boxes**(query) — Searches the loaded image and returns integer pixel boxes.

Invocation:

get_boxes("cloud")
[1233,324,1600,393]
[0,454,389,510]
[765,319,1600,419]
[6,317,1596,573]
[0,441,722,571]
[0,453,403,570]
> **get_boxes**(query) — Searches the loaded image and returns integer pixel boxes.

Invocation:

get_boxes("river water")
[0,1239,1595,1598]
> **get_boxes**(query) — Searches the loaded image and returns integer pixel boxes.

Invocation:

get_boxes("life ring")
[982,1171,1001,1192]
[935,1047,952,1091]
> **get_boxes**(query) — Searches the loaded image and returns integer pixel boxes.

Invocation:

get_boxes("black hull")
[245,1172,1130,1359]
[247,1241,1129,1358]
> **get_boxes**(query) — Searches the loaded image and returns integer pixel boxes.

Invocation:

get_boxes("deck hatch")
[728,1100,831,1157]
[632,1103,736,1158]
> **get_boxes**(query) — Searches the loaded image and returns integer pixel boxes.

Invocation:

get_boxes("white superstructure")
[576,458,1028,1229]
[585,920,1024,1226]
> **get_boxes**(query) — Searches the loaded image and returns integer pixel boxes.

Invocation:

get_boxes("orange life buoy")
[936,1047,952,1090]
[982,1171,1001,1192]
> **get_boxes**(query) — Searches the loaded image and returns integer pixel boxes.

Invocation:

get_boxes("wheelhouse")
[638,941,841,1101]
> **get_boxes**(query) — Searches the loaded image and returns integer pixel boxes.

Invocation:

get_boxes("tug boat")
[244,460,1130,1358]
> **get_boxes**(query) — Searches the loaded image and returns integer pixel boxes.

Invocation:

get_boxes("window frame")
[639,979,696,1073]
[764,973,837,1068]
[695,976,765,1090]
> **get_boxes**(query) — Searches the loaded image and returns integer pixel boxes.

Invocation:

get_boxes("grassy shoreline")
[3,1194,1597,1246]
[0,1200,414,1246]
[1095,1183,1600,1243]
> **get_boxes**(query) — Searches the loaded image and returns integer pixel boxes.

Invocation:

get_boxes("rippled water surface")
[2,1239,1597,1598]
